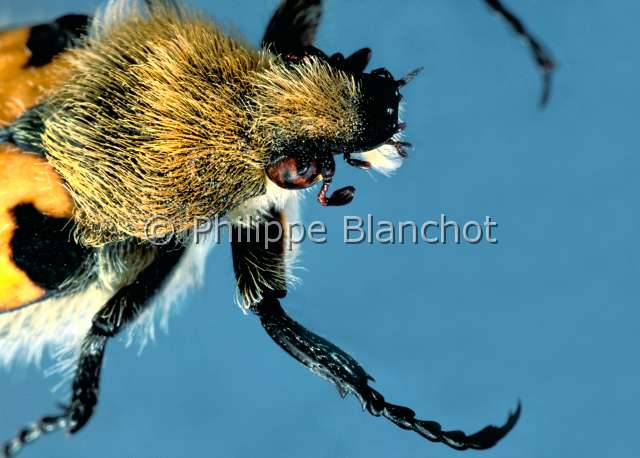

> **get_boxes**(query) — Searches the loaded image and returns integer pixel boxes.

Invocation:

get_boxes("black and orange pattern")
[0,17,88,312]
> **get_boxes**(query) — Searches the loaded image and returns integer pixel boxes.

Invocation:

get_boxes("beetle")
[0,0,554,455]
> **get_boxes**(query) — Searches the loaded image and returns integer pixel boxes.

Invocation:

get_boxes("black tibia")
[483,0,556,106]
[25,15,90,68]
[1,242,186,458]
[232,210,521,451]
[253,297,521,451]
[263,0,323,55]
[231,208,288,303]
[92,243,186,337]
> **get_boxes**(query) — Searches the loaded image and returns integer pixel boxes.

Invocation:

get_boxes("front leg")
[2,333,107,457]
[2,242,185,457]
[230,206,520,451]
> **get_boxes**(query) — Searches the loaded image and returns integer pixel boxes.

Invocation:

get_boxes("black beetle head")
[267,47,421,207]
[356,68,403,150]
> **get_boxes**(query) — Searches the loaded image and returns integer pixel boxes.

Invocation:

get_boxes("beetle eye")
[266,156,321,189]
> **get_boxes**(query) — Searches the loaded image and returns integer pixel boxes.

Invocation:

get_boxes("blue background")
[2,1,638,457]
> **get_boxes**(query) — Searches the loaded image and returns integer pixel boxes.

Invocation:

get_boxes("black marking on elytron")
[2,241,186,457]
[1,15,91,153]
[10,204,91,291]
[25,14,90,68]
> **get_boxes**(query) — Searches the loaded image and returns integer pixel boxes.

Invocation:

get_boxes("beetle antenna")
[483,0,555,107]
[397,67,424,87]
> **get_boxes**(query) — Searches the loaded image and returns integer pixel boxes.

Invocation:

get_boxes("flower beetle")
[0,0,553,456]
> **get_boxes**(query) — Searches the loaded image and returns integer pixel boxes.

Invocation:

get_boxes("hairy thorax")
[40,7,363,247]
[42,10,271,245]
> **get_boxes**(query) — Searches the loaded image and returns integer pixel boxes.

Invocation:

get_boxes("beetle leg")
[1,242,185,457]
[230,207,521,451]
[1,333,106,458]
[253,296,521,450]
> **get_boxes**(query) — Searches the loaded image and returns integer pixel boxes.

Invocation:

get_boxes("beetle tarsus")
[252,296,521,451]
[0,330,105,458]
[2,414,68,458]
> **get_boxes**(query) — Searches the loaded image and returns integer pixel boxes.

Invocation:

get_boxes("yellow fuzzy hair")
[42,3,363,246]
[253,58,361,145]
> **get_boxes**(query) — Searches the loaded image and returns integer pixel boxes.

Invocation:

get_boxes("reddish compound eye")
[266,152,355,207]
[266,156,321,189]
